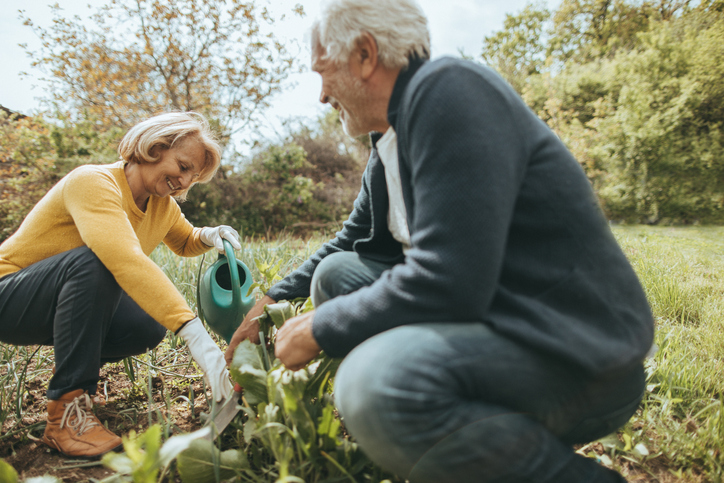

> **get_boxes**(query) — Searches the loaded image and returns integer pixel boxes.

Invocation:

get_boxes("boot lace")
[61,393,99,436]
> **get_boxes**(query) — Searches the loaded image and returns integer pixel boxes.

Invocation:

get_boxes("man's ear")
[354,32,379,80]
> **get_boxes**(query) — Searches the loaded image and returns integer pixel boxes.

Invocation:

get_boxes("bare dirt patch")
[0,345,209,482]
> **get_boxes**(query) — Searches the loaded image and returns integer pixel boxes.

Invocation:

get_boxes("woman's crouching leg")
[100,292,167,364]
[48,247,124,400]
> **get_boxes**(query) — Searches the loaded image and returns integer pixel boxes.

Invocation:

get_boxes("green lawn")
[610,226,724,482]
[148,226,724,482]
[3,226,724,482]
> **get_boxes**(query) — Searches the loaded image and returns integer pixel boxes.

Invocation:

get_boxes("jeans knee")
[336,336,435,477]
[311,252,355,306]
[335,346,388,427]
[336,326,451,428]
[145,322,167,350]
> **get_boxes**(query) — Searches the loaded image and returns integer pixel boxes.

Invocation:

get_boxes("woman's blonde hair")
[118,112,222,200]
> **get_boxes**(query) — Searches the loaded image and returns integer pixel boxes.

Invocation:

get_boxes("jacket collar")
[387,56,426,128]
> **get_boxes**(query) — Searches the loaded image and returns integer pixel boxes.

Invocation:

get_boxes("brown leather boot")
[42,389,122,458]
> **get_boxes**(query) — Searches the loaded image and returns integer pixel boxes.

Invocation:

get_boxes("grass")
[3,226,724,481]
[608,226,724,482]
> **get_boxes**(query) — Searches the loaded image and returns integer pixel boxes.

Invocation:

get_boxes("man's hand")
[224,295,275,366]
[275,310,322,371]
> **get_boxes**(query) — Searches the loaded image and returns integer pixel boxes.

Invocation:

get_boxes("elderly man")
[225,0,654,481]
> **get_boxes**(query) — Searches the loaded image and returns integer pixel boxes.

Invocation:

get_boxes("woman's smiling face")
[141,135,205,199]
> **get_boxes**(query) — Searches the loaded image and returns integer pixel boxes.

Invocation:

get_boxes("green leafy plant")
[102,426,165,483]
[226,300,400,483]
[0,459,60,483]
[176,438,248,482]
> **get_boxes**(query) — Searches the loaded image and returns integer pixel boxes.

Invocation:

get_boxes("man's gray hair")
[313,0,431,70]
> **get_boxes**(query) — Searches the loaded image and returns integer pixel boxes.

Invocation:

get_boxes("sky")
[0,0,557,146]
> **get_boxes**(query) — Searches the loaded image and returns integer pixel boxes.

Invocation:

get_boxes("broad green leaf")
[597,434,625,451]
[158,427,211,467]
[101,425,166,483]
[299,297,314,313]
[317,404,341,445]
[0,460,18,483]
[305,355,340,400]
[264,301,296,329]
[230,339,268,405]
[102,452,135,475]
[177,439,248,483]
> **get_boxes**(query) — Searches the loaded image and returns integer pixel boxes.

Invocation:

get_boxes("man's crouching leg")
[334,323,641,483]
[311,251,393,306]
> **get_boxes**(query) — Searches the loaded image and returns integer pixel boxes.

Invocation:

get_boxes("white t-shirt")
[376,127,411,252]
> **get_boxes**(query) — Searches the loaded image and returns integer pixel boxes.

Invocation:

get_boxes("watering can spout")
[197,238,255,343]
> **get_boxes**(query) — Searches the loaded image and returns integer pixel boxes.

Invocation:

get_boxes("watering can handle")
[222,238,242,321]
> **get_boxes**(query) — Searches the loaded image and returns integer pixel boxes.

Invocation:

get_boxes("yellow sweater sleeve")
[61,167,200,332]
[162,207,211,258]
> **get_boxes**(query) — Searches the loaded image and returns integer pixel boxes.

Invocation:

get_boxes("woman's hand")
[200,225,241,253]
[178,317,234,402]
[224,295,276,366]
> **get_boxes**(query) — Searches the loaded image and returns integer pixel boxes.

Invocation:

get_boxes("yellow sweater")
[0,161,211,332]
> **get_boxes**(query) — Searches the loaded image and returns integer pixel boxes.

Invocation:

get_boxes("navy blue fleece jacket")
[267,56,654,375]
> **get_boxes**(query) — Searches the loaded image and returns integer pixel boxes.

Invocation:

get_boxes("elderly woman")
[0,112,238,458]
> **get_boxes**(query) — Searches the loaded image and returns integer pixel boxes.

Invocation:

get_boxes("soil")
[0,345,703,483]
[0,345,211,482]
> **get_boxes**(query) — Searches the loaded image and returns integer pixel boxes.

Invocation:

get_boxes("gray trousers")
[0,247,167,400]
[311,251,640,482]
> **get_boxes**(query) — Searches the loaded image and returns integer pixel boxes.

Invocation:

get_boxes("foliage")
[0,458,60,483]
[102,426,165,483]
[20,0,302,145]
[0,106,364,244]
[8,229,724,480]
[0,111,57,242]
[611,226,724,480]
[481,3,550,94]
[589,16,724,223]
[483,0,724,224]
[0,110,119,242]
[98,228,724,482]
[105,240,400,482]
[224,299,401,483]
[176,438,248,482]
[182,110,366,237]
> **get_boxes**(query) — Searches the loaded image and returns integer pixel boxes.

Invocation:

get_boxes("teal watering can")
[197,238,255,343]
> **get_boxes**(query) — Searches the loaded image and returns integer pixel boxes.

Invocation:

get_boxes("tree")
[0,108,119,241]
[591,10,724,223]
[538,6,724,224]
[548,0,652,63]
[20,0,302,147]
[480,0,723,224]
[481,3,550,94]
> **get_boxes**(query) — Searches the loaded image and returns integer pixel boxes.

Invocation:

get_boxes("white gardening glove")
[199,225,242,254]
[178,317,234,402]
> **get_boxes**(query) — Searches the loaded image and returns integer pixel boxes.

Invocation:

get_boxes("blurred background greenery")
[1,0,723,242]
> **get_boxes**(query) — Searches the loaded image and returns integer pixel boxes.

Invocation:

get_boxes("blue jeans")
[0,247,167,400]
[312,252,642,482]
